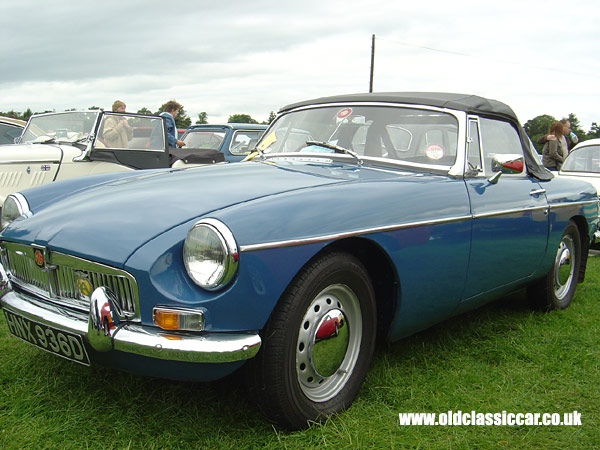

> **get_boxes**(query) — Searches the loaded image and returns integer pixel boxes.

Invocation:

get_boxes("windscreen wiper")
[31,136,57,144]
[305,141,363,165]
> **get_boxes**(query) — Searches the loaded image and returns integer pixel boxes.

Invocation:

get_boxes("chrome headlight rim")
[183,218,239,291]
[1,193,30,230]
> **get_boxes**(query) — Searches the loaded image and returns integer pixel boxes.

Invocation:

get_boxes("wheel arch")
[310,237,398,342]
[570,214,590,283]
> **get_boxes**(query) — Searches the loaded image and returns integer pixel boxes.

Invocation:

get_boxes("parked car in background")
[0,93,597,430]
[0,116,26,145]
[559,138,600,191]
[180,123,267,162]
[559,138,600,246]
[0,111,221,210]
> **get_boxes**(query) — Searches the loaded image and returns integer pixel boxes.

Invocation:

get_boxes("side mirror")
[488,154,524,184]
[491,154,524,174]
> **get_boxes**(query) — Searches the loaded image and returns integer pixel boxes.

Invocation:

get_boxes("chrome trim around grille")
[0,242,139,319]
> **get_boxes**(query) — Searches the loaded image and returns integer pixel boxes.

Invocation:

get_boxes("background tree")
[586,123,600,140]
[88,106,102,111]
[1,110,21,120]
[156,101,192,128]
[196,112,208,124]
[523,114,556,152]
[22,108,33,121]
[263,111,276,125]
[137,107,153,115]
[228,113,258,124]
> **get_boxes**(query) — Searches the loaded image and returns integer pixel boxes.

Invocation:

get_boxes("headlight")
[183,218,238,291]
[1,194,30,230]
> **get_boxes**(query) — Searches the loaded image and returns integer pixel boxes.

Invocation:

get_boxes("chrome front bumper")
[0,283,261,364]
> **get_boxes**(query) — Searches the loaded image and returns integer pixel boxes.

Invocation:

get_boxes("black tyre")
[528,221,581,310]
[247,251,377,430]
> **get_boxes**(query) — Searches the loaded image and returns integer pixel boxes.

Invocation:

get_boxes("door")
[463,117,549,300]
[90,113,170,169]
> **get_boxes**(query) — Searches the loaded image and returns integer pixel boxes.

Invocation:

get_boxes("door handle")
[529,189,547,196]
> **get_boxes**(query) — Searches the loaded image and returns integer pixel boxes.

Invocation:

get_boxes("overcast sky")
[1,0,598,129]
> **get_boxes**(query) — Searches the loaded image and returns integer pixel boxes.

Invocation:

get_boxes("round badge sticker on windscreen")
[337,108,353,120]
[425,144,444,160]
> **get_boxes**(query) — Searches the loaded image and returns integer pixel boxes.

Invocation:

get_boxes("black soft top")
[279,92,552,181]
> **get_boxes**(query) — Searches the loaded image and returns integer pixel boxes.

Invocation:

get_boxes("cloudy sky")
[1,0,599,130]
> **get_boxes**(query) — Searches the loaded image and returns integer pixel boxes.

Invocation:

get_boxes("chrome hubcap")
[312,309,349,377]
[554,235,575,300]
[296,284,362,402]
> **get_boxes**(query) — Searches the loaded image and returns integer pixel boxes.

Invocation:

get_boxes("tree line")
[0,101,277,129]
[2,103,598,152]
[524,113,600,152]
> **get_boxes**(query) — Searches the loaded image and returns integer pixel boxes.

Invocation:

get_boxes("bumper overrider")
[0,264,261,366]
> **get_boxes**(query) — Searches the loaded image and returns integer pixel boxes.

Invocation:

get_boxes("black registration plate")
[3,309,90,366]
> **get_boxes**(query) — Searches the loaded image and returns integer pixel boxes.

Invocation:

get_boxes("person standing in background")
[538,118,579,152]
[102,100,133,148]
[541,121,568,170]
[160,100,185,149]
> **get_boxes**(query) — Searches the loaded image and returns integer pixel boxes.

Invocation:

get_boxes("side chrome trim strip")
[549,200,598,209]
[472,205,549,220]
[0,159,61,165]
[240,200,596,253]
[240,214,472,252]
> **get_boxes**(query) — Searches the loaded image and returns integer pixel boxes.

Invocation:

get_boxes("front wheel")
[247,251,377,430]
[528,221,582,310]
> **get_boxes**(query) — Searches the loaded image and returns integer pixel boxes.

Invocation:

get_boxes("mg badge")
[34,249,45,268]
[74,271,93,300]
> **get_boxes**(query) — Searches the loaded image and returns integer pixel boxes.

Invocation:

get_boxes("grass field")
[1,256,599,449]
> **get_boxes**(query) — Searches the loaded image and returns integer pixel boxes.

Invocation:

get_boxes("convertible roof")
[280,92,518,121]
[279,92,553,181]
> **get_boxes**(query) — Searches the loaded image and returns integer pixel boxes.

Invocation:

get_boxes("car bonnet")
[2,161,363,265]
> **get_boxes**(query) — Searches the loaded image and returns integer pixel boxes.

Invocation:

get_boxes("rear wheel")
[247,251,377,430]
[528,221,581,310]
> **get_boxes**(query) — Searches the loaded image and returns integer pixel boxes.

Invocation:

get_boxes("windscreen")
[258,105,459,167]
[21,111,99,143]
[562,145,600,173]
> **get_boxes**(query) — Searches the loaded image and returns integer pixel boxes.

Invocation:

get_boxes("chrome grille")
[4,246,48,291]
[0,242,138,318]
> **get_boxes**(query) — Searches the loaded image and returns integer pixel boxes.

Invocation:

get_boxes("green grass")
[1,257,600,449]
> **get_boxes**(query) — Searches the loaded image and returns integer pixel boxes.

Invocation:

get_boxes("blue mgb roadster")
[0,93,597,429]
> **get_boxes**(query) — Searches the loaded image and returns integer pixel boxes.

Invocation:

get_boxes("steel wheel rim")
[296,283,362,402]
[554,235,576,300]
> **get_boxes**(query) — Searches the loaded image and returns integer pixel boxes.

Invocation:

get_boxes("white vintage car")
[559,139,600,191]
[559,138,600,246]
[0,111,223,210]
